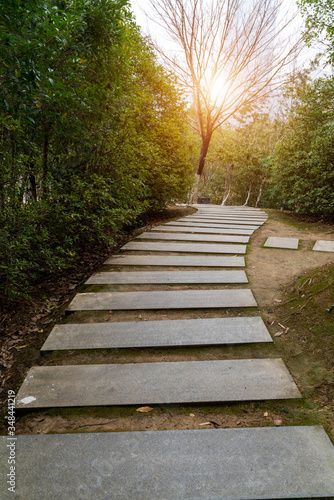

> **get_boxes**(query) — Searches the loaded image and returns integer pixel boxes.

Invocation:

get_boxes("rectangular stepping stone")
[121,241,247,254]
[41,317,272,351]
[86,270,248,285]
[67,289,257,311]
[195,208,267,213]
[16,358,301,408]
[3,427,334,499]
[194,211,267,217]
[166,221,259,230]
[195,209,267,215]
[136,232,250,243]
[264,237,299,249]
[313,240,334,252]
[183,217,265,225]
[104,255,246,267]
[152,226,254,235]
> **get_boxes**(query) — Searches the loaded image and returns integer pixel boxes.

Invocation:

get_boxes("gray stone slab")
[67,289,257,311]
[194,213,268,218]
[167,221,260,230]
[104,254,246,267]
[194,209,268,216]
[16,358,301,408]
[121,241,247,254]
[152,225,254,235]
[313,240,334,252]
[137,232,250,243]
[2,427,334,499]
[86,270,248,285]
[264,237,299,249]
[41,316,272,351]
[183,217,265,225]
[195,208,267,213]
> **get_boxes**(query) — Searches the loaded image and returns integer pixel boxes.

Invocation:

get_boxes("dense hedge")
[0,0,194,303]
[266,76,334,216]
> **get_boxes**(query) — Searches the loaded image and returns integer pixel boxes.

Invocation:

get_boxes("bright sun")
[203,69,229,106]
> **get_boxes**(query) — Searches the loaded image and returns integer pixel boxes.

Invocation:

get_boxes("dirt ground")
[1,207,334,445]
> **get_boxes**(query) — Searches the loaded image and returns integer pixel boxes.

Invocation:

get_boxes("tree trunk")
[255,179,265,207]
[243,184,252,206]
[191,173,201,203]
[42,129,49,195]
[29,174,37,202]
[221,187,230,205]
[196,134,212,177]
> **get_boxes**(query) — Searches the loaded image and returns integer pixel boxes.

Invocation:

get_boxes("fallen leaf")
[136,406,154,413]
[15,345,27,350]
[274,419,283,426]
[264,412,269,417]
[274,331,284,337]
[189,413,195,417]
[138,314,142,319]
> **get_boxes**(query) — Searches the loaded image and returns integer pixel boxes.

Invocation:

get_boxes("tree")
[0,0,194,303]
[147,0,301,178]
[269,75,334,216]
[298,0,334,65]
[196,111,280,205]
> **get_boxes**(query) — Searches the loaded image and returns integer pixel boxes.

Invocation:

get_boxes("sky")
[129,0,319,70]
[129,0,326,101]
[130,0,181,54]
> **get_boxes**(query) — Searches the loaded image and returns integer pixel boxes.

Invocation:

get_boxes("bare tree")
[147,0,302,178]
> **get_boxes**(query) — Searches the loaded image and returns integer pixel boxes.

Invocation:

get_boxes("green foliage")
[0,0,193,303]
[268,76,334,216]
[197,112,279,205]
[298,0,334,65]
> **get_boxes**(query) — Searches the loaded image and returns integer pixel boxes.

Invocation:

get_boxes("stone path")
[16,359,301,408]
[151,225,254,234]
[104,254,246,266]
[86,270,248,284]
[180,217,266,225]
[41,317,272,351]
[264,236,299,249]
[137,232,250,242]
[313,240,334,252]
[67,289,257,311]
[2,427,334,500]
[11,204,334,499]
[121,241,247,253]
[166,221,260,230]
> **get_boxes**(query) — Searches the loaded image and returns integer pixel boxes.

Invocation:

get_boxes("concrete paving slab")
[264,237,299,249]
[312,240,334,252]
[183,217,265,225]
[16,358,300,408]
[152,225,254,235]
[67,289,257,311]
[166,221,260,230]
[194,209,267,216]
[136,232,250,243]
[121,241,247,254]
[86,270,248,285]
[2,427,333,499]
[104,255,246,266]
[41,316,272,351]
[193,212,267,218]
